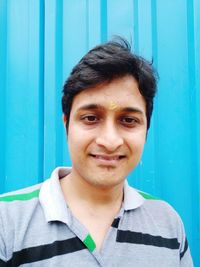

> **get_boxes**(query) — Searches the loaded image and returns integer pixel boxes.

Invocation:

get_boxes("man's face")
[65,75,147,189]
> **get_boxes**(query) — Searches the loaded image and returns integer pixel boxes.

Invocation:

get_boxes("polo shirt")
[0,167,194,266]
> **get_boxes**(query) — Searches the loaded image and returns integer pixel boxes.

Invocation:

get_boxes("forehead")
[71,75,146,112]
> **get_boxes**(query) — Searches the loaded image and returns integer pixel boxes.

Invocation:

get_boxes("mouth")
[89,154,126,165]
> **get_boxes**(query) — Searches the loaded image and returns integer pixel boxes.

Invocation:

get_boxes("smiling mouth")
[90,154,125,161]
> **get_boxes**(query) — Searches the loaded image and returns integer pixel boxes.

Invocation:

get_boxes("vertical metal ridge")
[193,4,200,246]
[86,0,89,50]
[55,0,63,167]
[0,0,7,193]
[150,0,161,196]
[194,0,200,263]
[38,0,45,182]
[186,0,200,260]
[186,0,198,183]
[133,0,139,53]
[151,0,158,66]
[100,0,107,42]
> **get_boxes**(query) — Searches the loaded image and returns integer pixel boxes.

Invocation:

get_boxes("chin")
[85,175,125,190]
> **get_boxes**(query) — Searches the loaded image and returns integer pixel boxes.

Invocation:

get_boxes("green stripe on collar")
[83,234,96,252]
[138,191,159,200]
[0,189,40,202]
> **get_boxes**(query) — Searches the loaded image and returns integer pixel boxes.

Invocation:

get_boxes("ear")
[63,114,69,135]
[63,114,67,127]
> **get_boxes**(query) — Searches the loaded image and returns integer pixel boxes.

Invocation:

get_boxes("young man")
[0,39,193,266]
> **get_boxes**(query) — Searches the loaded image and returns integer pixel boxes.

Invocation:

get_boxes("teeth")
[95,155,120,160]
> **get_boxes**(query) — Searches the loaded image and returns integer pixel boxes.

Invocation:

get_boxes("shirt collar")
[39,167,72,224]
[39,167,145,224]
[123,180,145,210]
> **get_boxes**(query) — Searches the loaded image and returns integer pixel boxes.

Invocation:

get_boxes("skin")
[108,100,119,110]
[61,75,147,250]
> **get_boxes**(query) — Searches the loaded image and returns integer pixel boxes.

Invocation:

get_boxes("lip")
[90,154,125,166]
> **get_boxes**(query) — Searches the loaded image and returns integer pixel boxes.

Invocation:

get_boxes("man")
[0,38,193,266]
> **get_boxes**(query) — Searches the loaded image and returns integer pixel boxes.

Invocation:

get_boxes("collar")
[39,167,72,224]
[123,180,145,210]
[39,167,145,224]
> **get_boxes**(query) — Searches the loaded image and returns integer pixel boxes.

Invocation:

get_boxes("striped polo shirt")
[0,167,193,266]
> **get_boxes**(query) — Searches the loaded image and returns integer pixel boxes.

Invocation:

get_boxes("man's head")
[61,38,158,189]
[63,75,147,189]
[62,37,157,131]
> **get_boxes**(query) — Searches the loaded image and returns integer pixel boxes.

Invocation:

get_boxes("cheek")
[67,127,79,152]
[68,133,80,152]
[68,127,92,153]
[127,134,146,153]
[137,136,146,151]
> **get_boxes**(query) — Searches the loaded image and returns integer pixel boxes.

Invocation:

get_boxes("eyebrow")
[76,104,145,115]
[77,104,104,111]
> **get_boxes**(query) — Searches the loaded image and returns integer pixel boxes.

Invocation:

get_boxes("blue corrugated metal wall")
[0,0,199,265]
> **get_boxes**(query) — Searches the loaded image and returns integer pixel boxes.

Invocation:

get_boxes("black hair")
[62,37,157,130]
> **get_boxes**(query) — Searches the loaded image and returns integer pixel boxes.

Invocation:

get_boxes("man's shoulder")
[135,190,182,228]
[138,189,177,213]
[0,182,42,205]
[0,183,44,232]
[125,184,181,226]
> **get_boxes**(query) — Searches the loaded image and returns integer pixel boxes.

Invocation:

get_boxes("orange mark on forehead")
[108,101,119,110]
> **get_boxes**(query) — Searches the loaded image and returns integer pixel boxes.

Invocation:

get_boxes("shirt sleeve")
[177,214,194,267]
[180,238,194,267]
[0,206,7,266]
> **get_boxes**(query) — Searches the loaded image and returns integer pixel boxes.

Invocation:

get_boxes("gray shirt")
[0,167,194,266]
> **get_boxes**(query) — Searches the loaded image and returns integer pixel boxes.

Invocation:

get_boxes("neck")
[60,170,124,209]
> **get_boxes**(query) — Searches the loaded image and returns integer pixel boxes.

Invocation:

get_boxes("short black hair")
[62,37,157,130]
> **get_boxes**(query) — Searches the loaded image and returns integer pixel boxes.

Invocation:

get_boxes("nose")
[95,120,124,152]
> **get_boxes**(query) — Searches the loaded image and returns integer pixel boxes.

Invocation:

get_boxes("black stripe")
[180,238,188,259]
[111,217,120,228]
[6,237,86,266]
[0,259,7,267]
[117,230,180,249]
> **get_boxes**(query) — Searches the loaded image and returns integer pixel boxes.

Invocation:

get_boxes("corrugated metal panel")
[0,0,199,265]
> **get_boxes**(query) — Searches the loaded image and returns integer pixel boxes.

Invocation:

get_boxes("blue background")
[0,1,199,265]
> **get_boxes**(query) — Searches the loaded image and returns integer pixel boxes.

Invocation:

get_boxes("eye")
[81,115,99,124]
[120,116,139,127]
